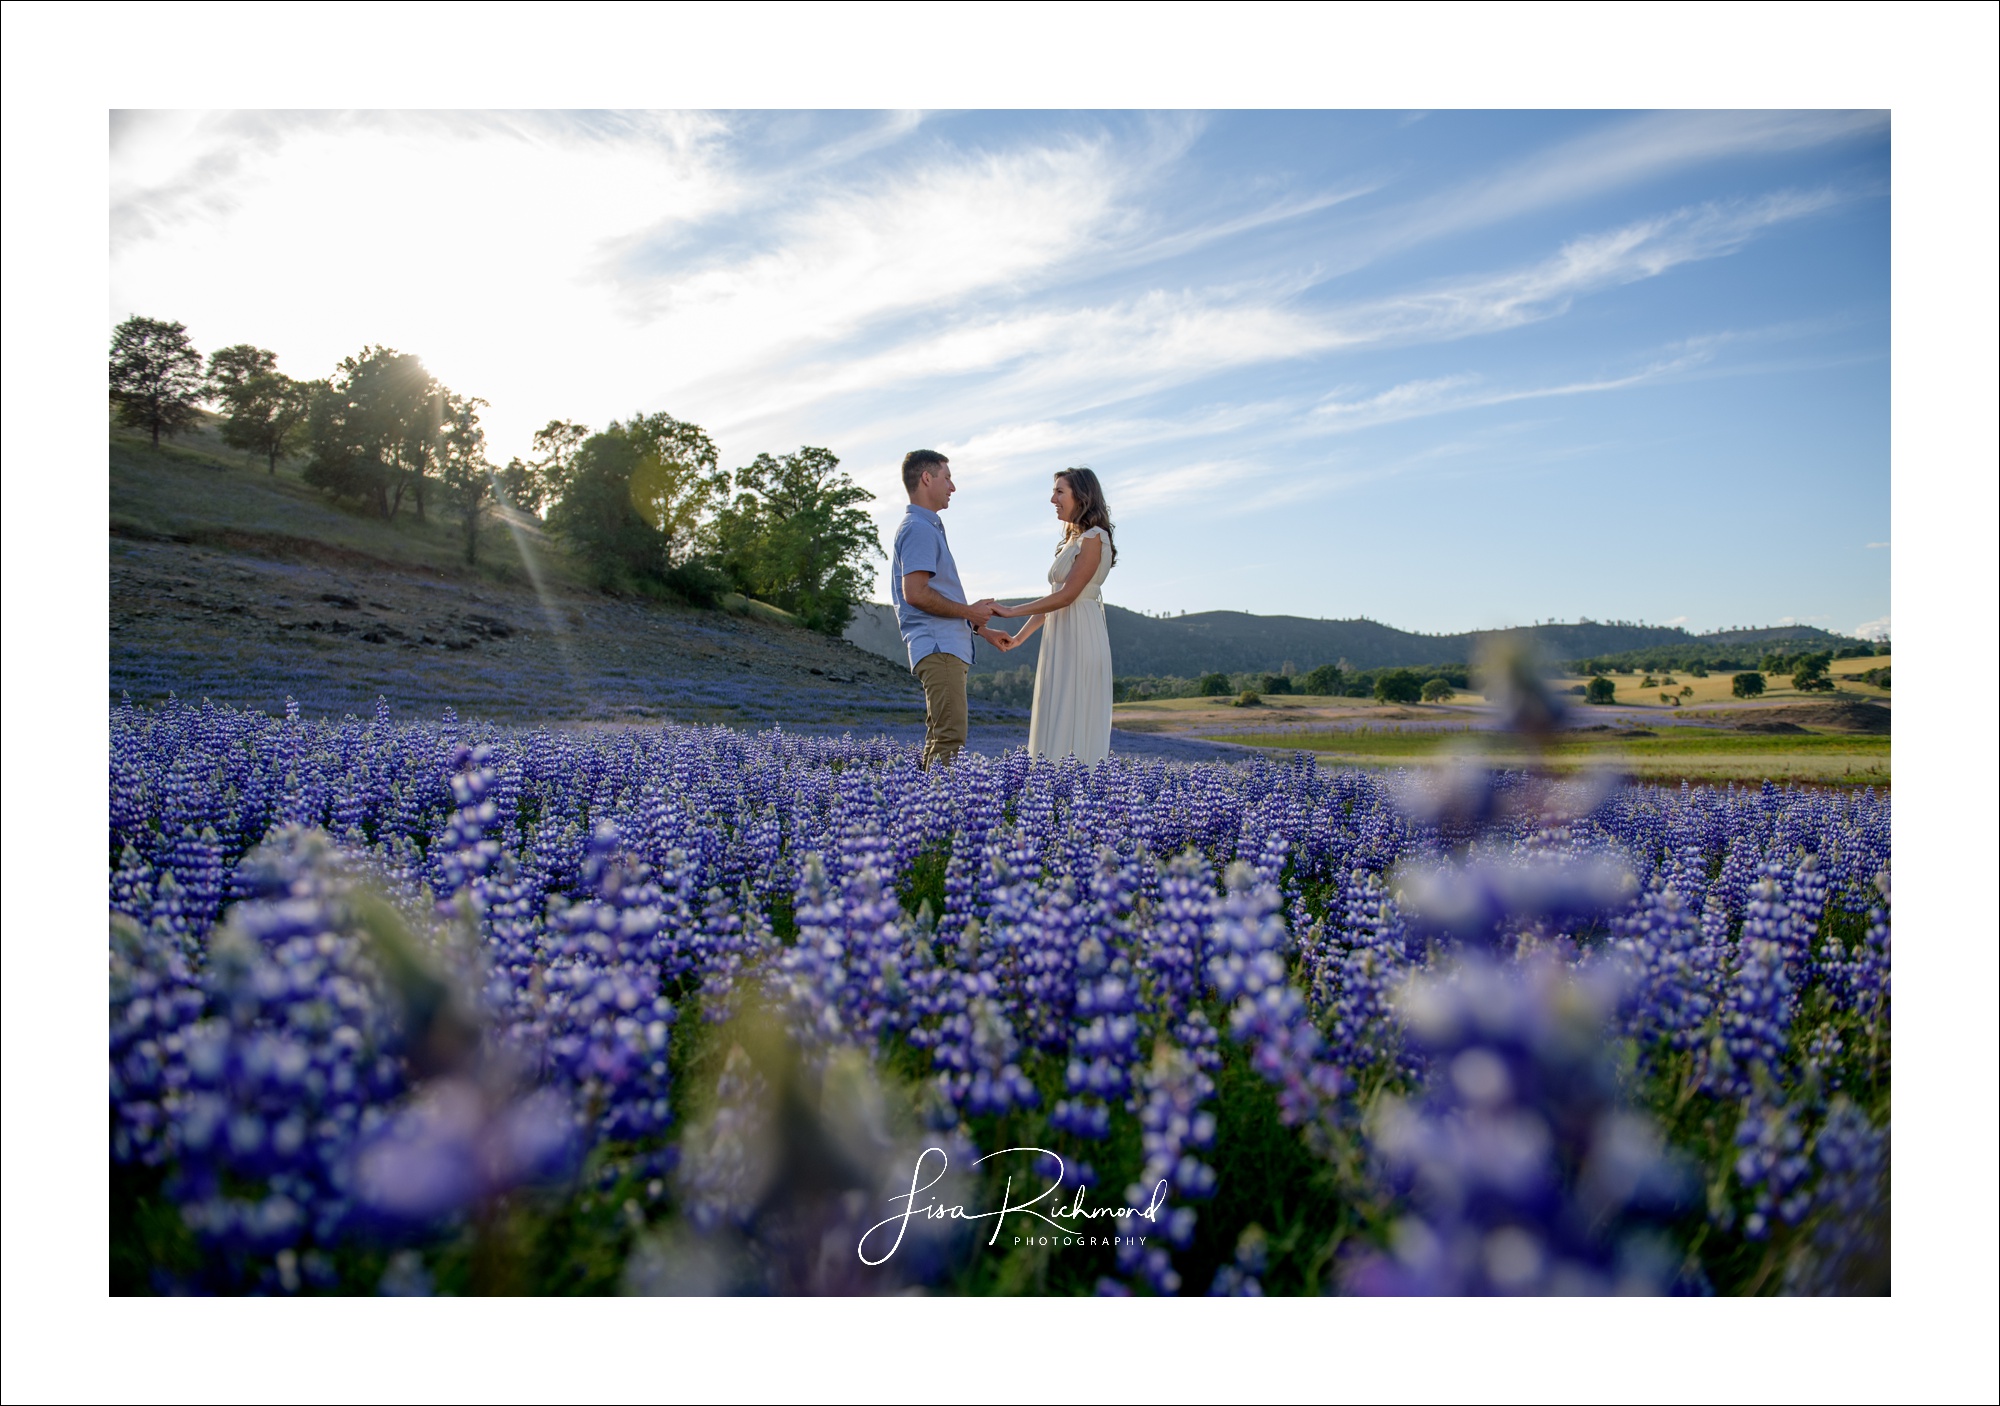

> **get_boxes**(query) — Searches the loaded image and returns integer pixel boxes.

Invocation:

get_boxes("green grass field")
[1195,724,1889,785]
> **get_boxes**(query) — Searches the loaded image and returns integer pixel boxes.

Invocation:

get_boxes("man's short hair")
[902,450,949,495]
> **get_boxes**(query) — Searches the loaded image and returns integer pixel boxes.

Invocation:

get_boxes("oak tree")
[109,315,205,449]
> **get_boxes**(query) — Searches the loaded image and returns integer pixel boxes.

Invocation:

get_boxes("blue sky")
[110,109,1890,637]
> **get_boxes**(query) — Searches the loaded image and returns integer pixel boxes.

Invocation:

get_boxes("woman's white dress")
[1027,527,1115,763]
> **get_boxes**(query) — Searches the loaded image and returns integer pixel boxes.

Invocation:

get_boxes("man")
[891,449,996,768]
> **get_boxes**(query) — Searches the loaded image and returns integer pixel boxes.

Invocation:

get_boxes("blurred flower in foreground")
[1475,632,1567,740]
[1395,853,1638,951]
[1208,1224,1269,1296]
[351,1077,577,1223]
[1782,1096,1890,1295]
[626,1010,975,1294]
[1344,957,1694,1295]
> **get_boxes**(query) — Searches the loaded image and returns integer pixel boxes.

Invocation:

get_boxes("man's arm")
[903,571,996,630]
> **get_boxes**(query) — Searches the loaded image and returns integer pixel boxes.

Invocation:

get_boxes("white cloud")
[1306,350,1711,436]
[611,136,1152,374]
[1853,616,1892,639]
[1865,541,1889,549]
[1344,190,1849,347]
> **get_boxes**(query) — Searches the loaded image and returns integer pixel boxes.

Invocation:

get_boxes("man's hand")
[978,625,1013,651]
[966,597,997,629]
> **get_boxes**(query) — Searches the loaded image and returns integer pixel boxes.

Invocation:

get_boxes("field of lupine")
[110,691,1889,1296]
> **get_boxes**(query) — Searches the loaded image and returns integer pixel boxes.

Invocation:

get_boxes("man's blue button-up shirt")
[890,504,974,669]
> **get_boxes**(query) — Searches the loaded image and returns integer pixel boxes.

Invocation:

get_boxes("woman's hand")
[977,625,1014,651]
[989,603,1020,618]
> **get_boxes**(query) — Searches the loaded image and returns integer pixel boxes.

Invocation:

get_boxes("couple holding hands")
[889,449,1117,769]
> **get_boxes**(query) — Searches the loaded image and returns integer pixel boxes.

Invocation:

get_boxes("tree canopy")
[1299,663,1343,696]
[545,413,725,598]
[705,446,881,634]
[303,347,447,520]
[1789,653,1836,693]
[207,344,311,473]
[109,316,206,449]
[1373,668,1423,704]
[436,395,493,565]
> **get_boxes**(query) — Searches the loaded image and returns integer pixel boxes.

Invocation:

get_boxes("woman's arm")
[993,537,1103,618]
[1007,614,1046,647]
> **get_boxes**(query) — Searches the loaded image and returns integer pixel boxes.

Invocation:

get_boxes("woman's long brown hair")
[1055,467,1117,563]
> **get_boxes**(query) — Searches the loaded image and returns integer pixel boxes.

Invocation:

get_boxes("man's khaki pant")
[913,651,968,769]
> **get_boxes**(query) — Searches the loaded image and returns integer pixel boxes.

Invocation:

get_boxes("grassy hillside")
[109,422,934,726]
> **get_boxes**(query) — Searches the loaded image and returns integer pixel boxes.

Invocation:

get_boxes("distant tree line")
[106,315,882,635]
[1108,663,1470,705]
[1573,639,1883,676]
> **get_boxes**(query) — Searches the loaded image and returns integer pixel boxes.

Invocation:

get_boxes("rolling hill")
[842,602,1864,676]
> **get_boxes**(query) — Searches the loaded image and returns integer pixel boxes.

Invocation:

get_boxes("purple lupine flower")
[111,844,156,924]
[1321,869,1413,1077]
[1703,867,1796,1099]
[1732,1099,1812,1240]
[1145,851,1216,1021]
[1606,883,1718,1059]
[1209,864,1344,1133]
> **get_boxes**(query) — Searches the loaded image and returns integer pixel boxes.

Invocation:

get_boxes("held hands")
[977,625,1016,652]
[989,602,1022,619]
[966,597,998,629]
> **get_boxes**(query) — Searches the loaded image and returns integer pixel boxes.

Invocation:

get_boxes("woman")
[981,467,1117,764]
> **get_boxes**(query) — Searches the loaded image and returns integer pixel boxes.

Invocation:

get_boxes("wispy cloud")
[1865,541,1889,549]
[1339,189,1851,345]
[1343,109,1885,266]
[1852,616,1891,639]
[700,187,1845,461]
[1306,351,1709,435]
